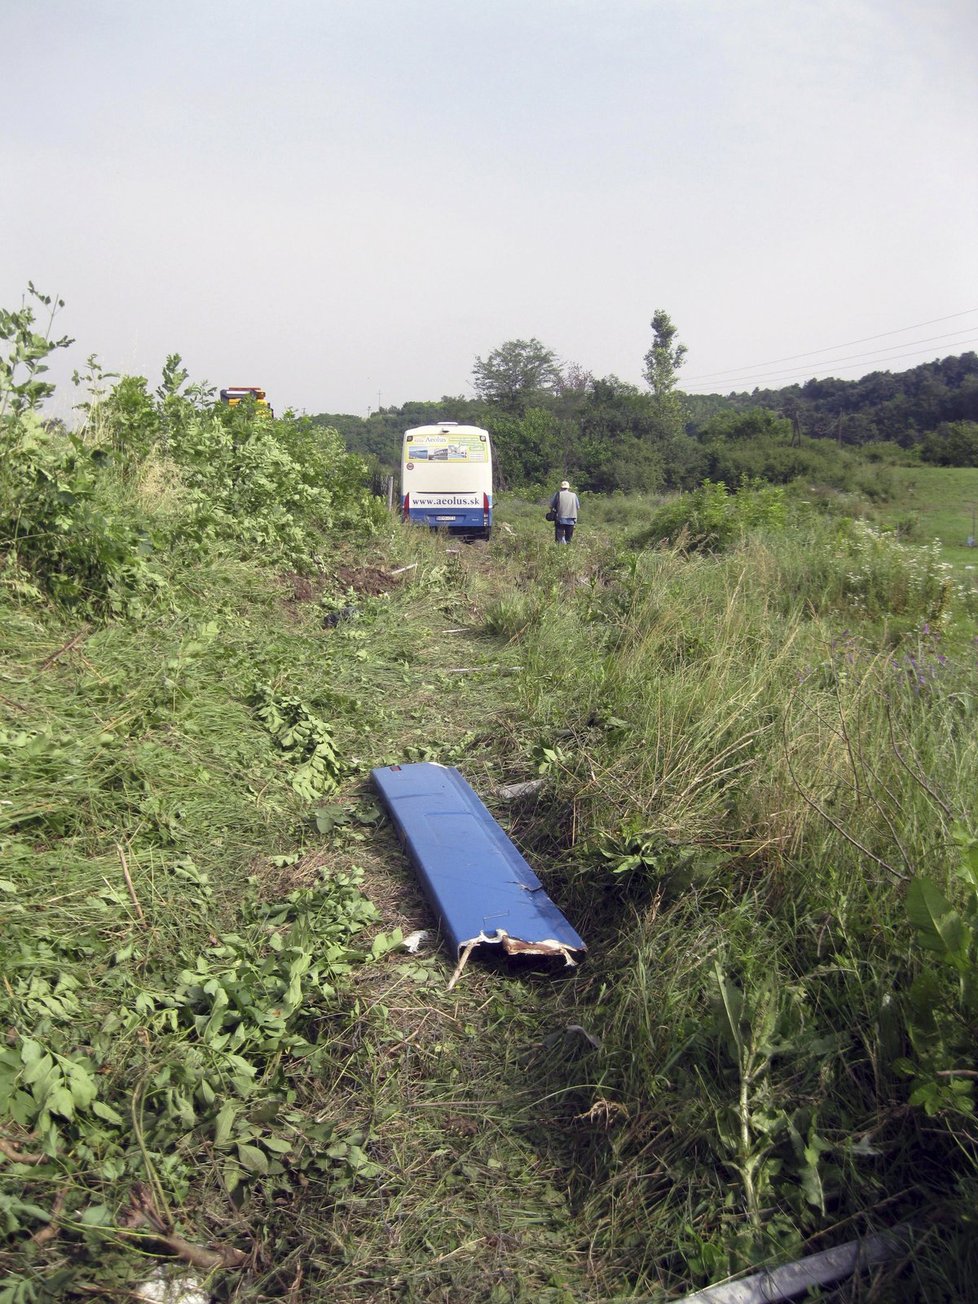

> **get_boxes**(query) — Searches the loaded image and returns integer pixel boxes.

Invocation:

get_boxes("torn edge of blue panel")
[371,761,585,988]
[447,929,581,990]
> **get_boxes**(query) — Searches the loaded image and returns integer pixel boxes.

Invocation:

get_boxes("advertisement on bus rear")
[403,429,489,467]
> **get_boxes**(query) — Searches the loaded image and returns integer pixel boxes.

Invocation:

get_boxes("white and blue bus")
[401,422,492,539]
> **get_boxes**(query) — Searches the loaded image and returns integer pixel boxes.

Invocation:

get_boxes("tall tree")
[643,309,688,440]
[472,338,563,414]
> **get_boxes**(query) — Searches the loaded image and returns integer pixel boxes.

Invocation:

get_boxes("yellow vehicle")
[220,386,273,417]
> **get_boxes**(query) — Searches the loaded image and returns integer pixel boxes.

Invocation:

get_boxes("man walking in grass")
[550,479,580,544]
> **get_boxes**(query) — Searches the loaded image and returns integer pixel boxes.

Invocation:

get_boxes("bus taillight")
[403,493,410,520]
[483,492,490,526]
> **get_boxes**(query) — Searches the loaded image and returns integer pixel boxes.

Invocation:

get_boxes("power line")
[688,339,978,392]
[685,336,978,393]
[685,329,978,391]
[682,308,978,382]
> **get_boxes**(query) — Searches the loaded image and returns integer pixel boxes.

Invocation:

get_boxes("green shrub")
[0,287,159,611]
[631,478,787,552]
[0,415,160,612]
[164,405,386,568]
[920,421,978,467]
[834,519,954,621]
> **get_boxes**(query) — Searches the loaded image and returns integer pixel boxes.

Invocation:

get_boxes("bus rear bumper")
[407,509,491,537]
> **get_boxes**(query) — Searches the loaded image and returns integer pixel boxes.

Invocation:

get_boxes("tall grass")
[480,516,978,1295]
[5,313,978,1300]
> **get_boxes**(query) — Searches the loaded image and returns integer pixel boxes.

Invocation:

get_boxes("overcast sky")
[3,0,977,419]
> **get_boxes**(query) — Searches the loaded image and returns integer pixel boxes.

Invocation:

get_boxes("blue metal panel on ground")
[371,762,585,975]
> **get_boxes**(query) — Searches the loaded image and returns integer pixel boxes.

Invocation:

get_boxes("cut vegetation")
[2,294,978,1301]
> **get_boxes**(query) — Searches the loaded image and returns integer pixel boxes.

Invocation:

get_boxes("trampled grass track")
[5,486,978,1301]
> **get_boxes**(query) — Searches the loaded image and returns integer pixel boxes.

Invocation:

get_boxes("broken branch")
[37,627,90,671]
[116,842,145,922]
[123,1184,248,1270]
[0,1137,46,1164]
[31,1188,67,1246]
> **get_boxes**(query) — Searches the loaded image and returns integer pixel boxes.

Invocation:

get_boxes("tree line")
[709,351,978,455]
[312,317,978,493]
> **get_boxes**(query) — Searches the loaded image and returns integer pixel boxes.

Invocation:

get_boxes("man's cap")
[560,480,570,489]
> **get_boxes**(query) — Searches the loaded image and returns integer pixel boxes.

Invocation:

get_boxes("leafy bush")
[575,432,667,494]
[698,406,792,444]
[631,478,787,552]
[861,439,915,465]
[0,414,161,613]
[1,284,388,610]
[0,288,159,612]
[99,373,158,460]
[705,431,856,489]
[899,828,978,1120]
[0,284,72,419]
[852,462,896,501]
[920,420,978,467]
[163,403,387,568]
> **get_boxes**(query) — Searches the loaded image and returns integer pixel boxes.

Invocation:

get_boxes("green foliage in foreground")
[0,540,415,1292]
[0,289,402,1299]
[1,859,382,1191]
[5,280,978,1298]
[901,828,978,1116]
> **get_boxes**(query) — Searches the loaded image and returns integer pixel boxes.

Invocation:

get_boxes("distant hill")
[685,351,978,446]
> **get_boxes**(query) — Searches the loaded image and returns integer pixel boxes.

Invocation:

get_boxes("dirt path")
[289,547,606,1303]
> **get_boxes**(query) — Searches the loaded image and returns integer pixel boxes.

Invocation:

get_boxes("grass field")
[5,433,978,1300]
[880,465,978,583]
